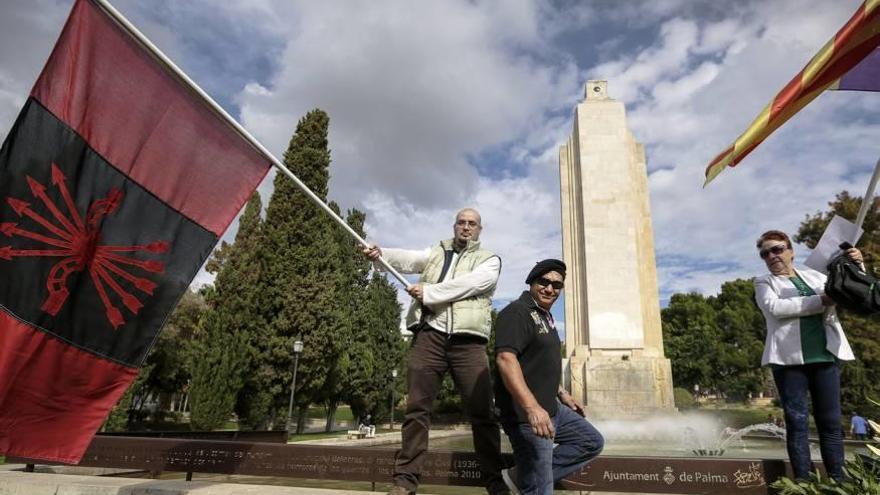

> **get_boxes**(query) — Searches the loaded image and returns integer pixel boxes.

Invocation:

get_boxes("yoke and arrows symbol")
[0,163,168,329]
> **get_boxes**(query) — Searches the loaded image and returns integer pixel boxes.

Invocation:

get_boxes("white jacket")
[753,266,855,366]
[378,246,500,334]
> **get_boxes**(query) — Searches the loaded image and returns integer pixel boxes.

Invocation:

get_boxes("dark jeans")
[393,329,506,494]
[502,402,604,495]
[772,362,844,480]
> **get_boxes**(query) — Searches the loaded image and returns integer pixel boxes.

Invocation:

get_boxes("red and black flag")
[0,0,270,462]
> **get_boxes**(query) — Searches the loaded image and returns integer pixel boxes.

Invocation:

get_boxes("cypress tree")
[188,329,247,429]
[348,271,404,422]
[256,109,341,431]
[319,206,370,431]
[189,192,264,430]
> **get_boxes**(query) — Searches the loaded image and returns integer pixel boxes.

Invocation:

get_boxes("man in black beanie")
[494,259,604,494]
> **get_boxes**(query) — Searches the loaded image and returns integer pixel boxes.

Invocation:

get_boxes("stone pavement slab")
[0,471,437,495]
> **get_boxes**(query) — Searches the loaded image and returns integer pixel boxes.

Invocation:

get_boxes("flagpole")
[91,0,411,288]
[853,156,880,244]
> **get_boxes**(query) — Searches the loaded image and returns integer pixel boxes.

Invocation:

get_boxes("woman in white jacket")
[753,230,860,481]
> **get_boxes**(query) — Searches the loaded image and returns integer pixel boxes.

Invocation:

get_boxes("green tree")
[190,192,264,430]
[153,291,204,398]
[103,367,151,432]
[662,292,720,393]
[319,206,368,431]
[256,109,342,431]
[347,272,405,423]
[188,329,248,429]
[712,280,767,400]
[796,191,880,416]
[662,282,769,400]
[106,290,206,428]
[202,193,275,430]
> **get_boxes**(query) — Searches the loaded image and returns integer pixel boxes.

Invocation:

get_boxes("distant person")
[361,414,375,438]
[851,412,868,441]
[753,230,860,481]
[363,208,507,495]
[494,259,604,494]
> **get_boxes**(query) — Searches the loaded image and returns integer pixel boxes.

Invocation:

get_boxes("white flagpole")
[91,0,410,287]
[853,156,880,244]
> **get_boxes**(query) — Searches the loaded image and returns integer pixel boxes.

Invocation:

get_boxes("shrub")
[770,456,880,495]
[674,387,697,410]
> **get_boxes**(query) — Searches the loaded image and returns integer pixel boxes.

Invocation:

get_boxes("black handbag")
[824,242,880,315]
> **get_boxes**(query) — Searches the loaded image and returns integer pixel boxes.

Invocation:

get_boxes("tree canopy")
[193,109,405,431]
[662,190,880,416]
[796,192,880,416]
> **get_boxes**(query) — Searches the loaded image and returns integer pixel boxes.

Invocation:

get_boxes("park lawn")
[304,404,354,422]
[702,404,784,429]
[697,402,834,434]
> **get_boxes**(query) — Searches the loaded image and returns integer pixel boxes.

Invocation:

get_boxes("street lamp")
[285,339,304,433]
[390,369,398,430]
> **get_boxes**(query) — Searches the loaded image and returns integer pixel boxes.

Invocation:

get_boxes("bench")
[346,425,375,439]
[10,435,799,494]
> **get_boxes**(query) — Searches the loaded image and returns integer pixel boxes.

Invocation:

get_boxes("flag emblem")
[1,163,168,329]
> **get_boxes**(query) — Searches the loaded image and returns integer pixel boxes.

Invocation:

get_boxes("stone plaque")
[11,436,798,493]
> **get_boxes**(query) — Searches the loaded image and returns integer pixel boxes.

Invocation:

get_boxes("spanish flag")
[704,0,880,186]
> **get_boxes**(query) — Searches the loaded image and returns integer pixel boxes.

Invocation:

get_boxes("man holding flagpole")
[364,207,508,495]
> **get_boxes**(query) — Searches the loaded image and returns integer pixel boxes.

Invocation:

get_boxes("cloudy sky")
[1,0,878,330]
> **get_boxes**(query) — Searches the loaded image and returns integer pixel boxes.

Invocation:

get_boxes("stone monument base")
[567,346,675,418]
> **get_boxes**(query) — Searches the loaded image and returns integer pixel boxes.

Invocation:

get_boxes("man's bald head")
[456,208,482,224]
[453,208,482,249]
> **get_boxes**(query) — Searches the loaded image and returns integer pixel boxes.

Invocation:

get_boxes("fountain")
[421,412,793,459]
[681,422,787,457]
[583,412,789,458]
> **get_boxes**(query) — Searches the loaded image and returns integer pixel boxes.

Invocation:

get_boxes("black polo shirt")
[494,291,562,423]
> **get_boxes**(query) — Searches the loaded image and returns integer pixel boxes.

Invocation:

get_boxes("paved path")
[0,471,442,494]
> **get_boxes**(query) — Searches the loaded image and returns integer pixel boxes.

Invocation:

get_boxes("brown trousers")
[393,328,506,494]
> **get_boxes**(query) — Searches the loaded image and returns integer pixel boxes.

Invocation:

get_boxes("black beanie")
[525,259,567,284]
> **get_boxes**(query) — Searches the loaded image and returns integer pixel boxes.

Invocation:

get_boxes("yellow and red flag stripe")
[704,0,880,186]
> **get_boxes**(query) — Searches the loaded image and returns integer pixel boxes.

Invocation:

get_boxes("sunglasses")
[759,244,788,259]
[536,277,564,290]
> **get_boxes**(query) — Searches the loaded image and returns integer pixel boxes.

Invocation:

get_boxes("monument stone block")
[559,80,675,417]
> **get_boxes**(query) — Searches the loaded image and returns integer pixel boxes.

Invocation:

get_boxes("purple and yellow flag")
[704,0,880,186]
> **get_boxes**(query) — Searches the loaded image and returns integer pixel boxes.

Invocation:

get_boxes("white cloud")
[238,1,576,212]
[2,0,876,326]
[589,18,699,103]
[0,1,70,134]
[577,0,876,301]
